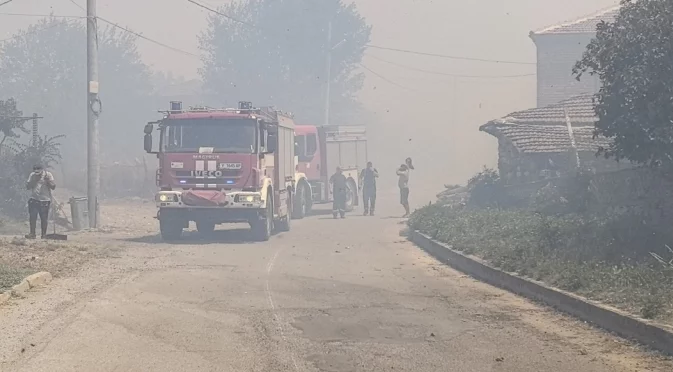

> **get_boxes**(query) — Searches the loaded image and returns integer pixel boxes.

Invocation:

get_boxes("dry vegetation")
[0,235,121,294]
[409,205,673,323]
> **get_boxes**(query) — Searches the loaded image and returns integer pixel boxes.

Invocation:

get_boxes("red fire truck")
[292,125,368,218]
[143,101,296,241]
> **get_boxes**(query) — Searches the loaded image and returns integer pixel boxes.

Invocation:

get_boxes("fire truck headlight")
[158,194,178,202]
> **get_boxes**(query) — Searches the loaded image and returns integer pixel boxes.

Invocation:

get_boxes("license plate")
[219,163,242,170]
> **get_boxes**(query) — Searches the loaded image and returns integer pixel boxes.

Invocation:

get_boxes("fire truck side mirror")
[266,133,278,153]
[144,134,153,154]
[144,123,154,134]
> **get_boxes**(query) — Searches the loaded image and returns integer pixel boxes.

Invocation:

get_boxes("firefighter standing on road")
[330,167,348,219]
[359,161,378,216]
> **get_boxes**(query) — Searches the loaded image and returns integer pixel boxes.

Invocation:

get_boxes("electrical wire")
[366,44,536,65]
[97,17,199,57]
[185,0,535,67]
[367,54,536,79]
[358,63,420,92]
[0,12,85,18]
[65,0,199,58]
[186,0,257,28]
[0,0,16,8]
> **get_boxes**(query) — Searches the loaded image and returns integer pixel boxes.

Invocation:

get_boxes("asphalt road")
[1,198,672,371]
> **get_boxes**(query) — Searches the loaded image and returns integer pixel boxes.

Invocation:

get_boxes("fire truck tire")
[292,183,308,219]
[196,220,216,235]
[251,199,273,241]
[160,218,183,241]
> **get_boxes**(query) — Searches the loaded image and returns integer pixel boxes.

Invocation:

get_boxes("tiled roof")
[532,6,620,35]
[480,95,611,154]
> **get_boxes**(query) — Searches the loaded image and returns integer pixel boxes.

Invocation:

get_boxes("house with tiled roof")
[529,6,619,107]
[480,95,625,184]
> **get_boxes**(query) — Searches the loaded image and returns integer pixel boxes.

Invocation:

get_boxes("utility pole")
[32,113,39,146]
[324,21,332,127]
[87,0,100,228]
[323,22,347,127]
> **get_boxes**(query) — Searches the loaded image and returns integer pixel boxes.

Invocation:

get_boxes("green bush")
[409,204,673,320]
[0,135,63,219]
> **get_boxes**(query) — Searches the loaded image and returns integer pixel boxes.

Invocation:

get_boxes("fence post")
[563,108,581,172]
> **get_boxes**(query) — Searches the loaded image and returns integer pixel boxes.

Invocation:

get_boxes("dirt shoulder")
[0,199,145,294]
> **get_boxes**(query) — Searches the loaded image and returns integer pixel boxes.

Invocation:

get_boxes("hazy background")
[0,0,618,200]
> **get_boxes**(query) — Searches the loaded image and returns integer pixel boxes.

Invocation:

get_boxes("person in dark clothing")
[359,161,378,216]
[25,164,56,239]
[329,167,348,219]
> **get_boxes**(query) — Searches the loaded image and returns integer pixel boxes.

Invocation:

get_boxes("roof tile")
[533,6,620,35]
[480,95,611,154]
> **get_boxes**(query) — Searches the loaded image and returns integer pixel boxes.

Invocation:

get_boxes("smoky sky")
[0,0,619,199]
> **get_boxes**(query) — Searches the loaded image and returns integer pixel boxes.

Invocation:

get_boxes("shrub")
[409,204,673,320]
[0,135,63,218]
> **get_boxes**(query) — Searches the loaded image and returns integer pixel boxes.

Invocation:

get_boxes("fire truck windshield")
[162,118,257,153]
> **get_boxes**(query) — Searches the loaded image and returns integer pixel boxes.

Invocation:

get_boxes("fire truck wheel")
[251,199,273,241]
[196,220,216,235]
[292,183,307,219]
[160,218,183,241]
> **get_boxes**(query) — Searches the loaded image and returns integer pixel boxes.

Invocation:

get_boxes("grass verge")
[0,264,33,294]
[409,204,673,322]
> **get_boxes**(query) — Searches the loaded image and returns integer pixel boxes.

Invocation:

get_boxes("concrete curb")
[1,271,53,304]
[409,230,673,355]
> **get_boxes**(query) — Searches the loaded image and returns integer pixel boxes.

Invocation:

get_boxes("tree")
[0,98,28,149]
[573,0,673,166]
[0,17,154,167]
[199,0,371,125]
[0,97,64,218]
[0,134,64,218]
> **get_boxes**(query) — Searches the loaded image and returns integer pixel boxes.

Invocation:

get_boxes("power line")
[359,63,420,92]
[65,0,199,58]
[98,17,199,57]
[366,44,536,65]
[186,0,257,28]
[367,54,536,79]
[187,0,534,67]
[0,0,16,8]
[0,12,85,18]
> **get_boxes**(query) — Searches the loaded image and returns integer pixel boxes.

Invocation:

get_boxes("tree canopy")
[199,0,371,125]
[0,98,28,148]
[573,0,673,166]
[0,17,154,166]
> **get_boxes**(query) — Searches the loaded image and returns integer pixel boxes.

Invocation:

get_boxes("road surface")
[1,198,671,371]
